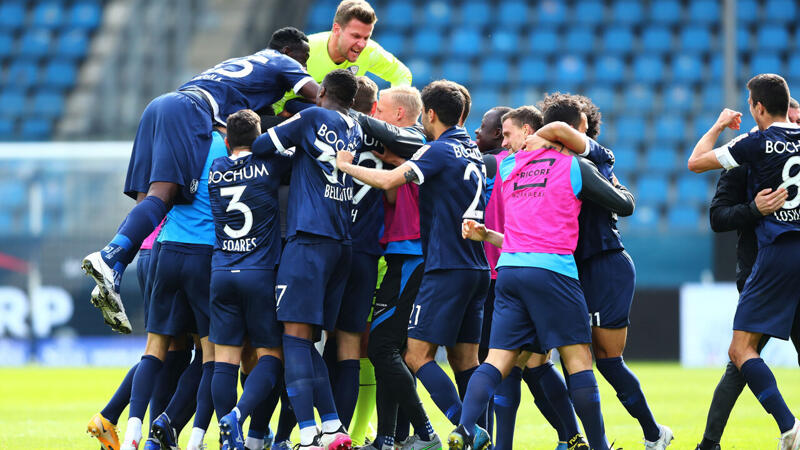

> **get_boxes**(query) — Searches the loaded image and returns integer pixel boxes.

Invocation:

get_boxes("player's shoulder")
[209,155,233,172]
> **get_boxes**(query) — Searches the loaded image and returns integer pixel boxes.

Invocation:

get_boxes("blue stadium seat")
[643,149,676,172]
[765,0,796,22]
[679,27,713,53]
[529,28,559,55]
[616,116,647,143]
[518,57,547,84]
[536,1,565,24]
[757,27,789,51]
[0,119,14,137]
[655,117,686,143]
[70,0,103,30]
[439,59,471,85]
[623,84,654,112]
[788,54,800,80]
[449,29,482,57]
[693,114,717,141]
[0,33,13,59]
[737,0,759,24]
[0,90,25,118]
[381,3,414,30]
[641,27,673,54]
[57,30,90,60]
[664,84,693,112]
[406,58,433,86]
[611,146,638,173]
[0,2,27,30]
[672,54,703,83]
[574,1,605,25]
[564,29,595,54]
[737,28,752,52]
[6,61,39,88]
[749,53,783,77]
[611,0,643,25]
[687,0,719,24]
[556,55,586,84]
[0,181,26,208]
[636,175,670,206]
[471,89,503,119]
[43,60,77,90]
[20,119,53,140]
[648,0,682,25]
[602,28,634,53]
[33,2,64,29]
[422,1,452,28]
[702,85,723,109]
[306,4,333,31]
[479,57,510,85]
[374,32,404,57]
[490,30,517,56]
[585,86,616,113]
[460,1,492,28]
[412,30,442,57]
[20,30,53,59]
[593,56,625,84]
[627,205,661,230]
[676,175,710,204]
[632,55,665,83]
[667,206,700,229]
[500,1,529,28]
[31,90,65,117]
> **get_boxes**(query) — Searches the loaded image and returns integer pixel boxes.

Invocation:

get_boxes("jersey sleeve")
[715,132,759,169]
[404,144,445,184]
[365,41,412,86]
[279,57,315,94]
[252,112,307,158]
[580,136,614,167]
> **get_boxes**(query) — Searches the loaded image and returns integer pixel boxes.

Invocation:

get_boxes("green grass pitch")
[1,362,798,449]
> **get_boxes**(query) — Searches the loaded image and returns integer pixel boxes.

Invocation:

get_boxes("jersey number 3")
[220,186,253,238]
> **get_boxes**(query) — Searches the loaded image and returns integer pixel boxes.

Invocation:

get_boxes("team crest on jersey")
[348,66,359,74]
[411,145,430,160]
[190,179,199,194]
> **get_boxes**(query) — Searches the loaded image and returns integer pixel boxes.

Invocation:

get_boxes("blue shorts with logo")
[210,268,282,349]
[734,232,800,340]
[578,250,635,329]
[490,267,591,352]
[407,268,490,347]
[147,242,212,337]
[276,233,352,331]
[124,91,213,204]
[338,251,380,333]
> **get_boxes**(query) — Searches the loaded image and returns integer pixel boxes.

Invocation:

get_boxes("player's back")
[208,153,290,270]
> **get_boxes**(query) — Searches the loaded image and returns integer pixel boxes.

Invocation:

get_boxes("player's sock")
[310,346,343,431]
[698,437,720,450]
[282,334,318,444]
[373,435,395,449]
[460,363,502,434]
[129,355,163,419]
[740,357,796,432]
[417,360,462,425]
[236,355,282,422]
[166,350,203,435]
[187,427,205,449]
[395,404,410,442]
[101,361,138,424]
[455,366,488,431]
[211,362,239,420]
[192,361,215,431]
[493,366,521,450]
[569,370,608,450]
[148,349,186,429]
[245,435,265,450]
[486,397,495,438]
[275,387,297,442]
[702,361,747,445]
[102,196,167,270]
[596,356,660,441]
[249,376,282,438]
[333,359,360,428]
[523,362,573,441]
[349,358,376,443]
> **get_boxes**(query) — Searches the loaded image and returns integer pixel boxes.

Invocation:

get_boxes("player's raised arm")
[252,113,304,158]
[687,108,743,173]
[530,121,589,154]
[576,158,635,217]
[350,110,425,158]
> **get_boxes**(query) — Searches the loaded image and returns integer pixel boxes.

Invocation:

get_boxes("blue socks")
[741,358,796,433]
[212,362,239,420]
[275,387,297,442]
[523,362,576,441]
[596,356,660,441]
[569,370,608,450]
[193,361,215,430]
[333,359,360,428]
[283,334,318,440]
[310,345,340,421]
[460,364,502,435]
[101,362,138,424]
[149,349,190,429]
[493,366,521,450]
[417,361,462,425]
[129,355,163,419]
[456,367,487,431]
[237,356,282,422]
[165,350,203,432]
[373,435,395,449]
[102,196,167,270]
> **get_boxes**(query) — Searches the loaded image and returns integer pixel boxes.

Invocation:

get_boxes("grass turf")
[1,362,798,449]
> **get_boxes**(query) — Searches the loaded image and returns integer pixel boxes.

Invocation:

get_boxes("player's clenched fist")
[462,219,488,241]
[715,108,743,131]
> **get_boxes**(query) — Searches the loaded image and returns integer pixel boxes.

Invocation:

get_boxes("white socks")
[245,437,265,449]
[123,417,142,446]
[321,418,343,434]
[187,427,206,450]
[299,425,318,446]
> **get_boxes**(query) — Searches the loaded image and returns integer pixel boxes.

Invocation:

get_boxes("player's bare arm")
[297,79,321,102]
[755,187,789,215]
[335,149,411,190]
[530,121,589,155]
[688,108,743,173]
[461,219,503,248]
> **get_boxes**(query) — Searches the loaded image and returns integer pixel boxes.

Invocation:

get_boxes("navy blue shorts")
[147,242,212,337]
[578,250,635,329]
[210,269,282,349]
[480,278,496,348]
[734,233,800,340]
[490,267,591,352]
[407,269,490,347]
[276,233,352,331]
[137,248,153,327]
[338,251,379,333]
[124,91,213,204]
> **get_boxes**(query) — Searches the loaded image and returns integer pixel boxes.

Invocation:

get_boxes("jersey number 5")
[463,162,486,220]
[220,186,253,238]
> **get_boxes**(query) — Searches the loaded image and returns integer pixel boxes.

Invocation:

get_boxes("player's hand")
[462,219,488,242]
[523,134,559,153]
[754,187,788,215]
[715,108,743,131]
[336,150,355,168]
[372,148,407,167]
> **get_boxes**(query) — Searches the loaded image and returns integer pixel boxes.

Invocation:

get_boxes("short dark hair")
[501,106,543,131]
[322,69,359,107]
[540,92,583,129]
[486,106,512,129]
[747,73,790,116]
[268,27,308,51]
[574,94,602,139]
[352,76,378,114]
[334,0,377,26]
[226,109,261,149]
[421,80,466,127]
[450,82,471,123]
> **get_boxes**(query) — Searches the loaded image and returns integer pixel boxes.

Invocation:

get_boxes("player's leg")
[121,332,171,449]
[558,343,608,450]
[523,352,579,447]
[349,330,376,445]
[491,353,525,450]
[478,278,496,439]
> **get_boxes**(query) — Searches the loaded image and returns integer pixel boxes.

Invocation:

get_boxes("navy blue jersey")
[719,123,800,246]
[351,132,386,255]
[208,153,291,270]
[252,107,362,241]
[406,126,489,272]
[575,137,625,261]
[180,49,313,125]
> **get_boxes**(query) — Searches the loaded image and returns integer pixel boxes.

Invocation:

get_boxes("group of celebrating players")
[80,1,800,450]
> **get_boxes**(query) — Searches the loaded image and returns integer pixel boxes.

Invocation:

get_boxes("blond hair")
[334,0,377,26]
[381,86,423,121]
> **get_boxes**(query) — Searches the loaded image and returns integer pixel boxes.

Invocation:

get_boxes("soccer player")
[336,80,490,433]
[535,93,674,448]
[687,73,800,449]
[451,124,636,450]
[80,27,319,333]
[251,69,362,450]
[202,109,289,450]
[789,98,800,125]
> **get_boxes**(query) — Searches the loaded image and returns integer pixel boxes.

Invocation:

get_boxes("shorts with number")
[124,91,213,204]
[734,232,800,340]
[276,233,352,331]
[337,251,380,333]
[490,266,591,352]
[407,268,490,347]
[147,242,211,337]
[578,250,635,329]
[210,268,282,348]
